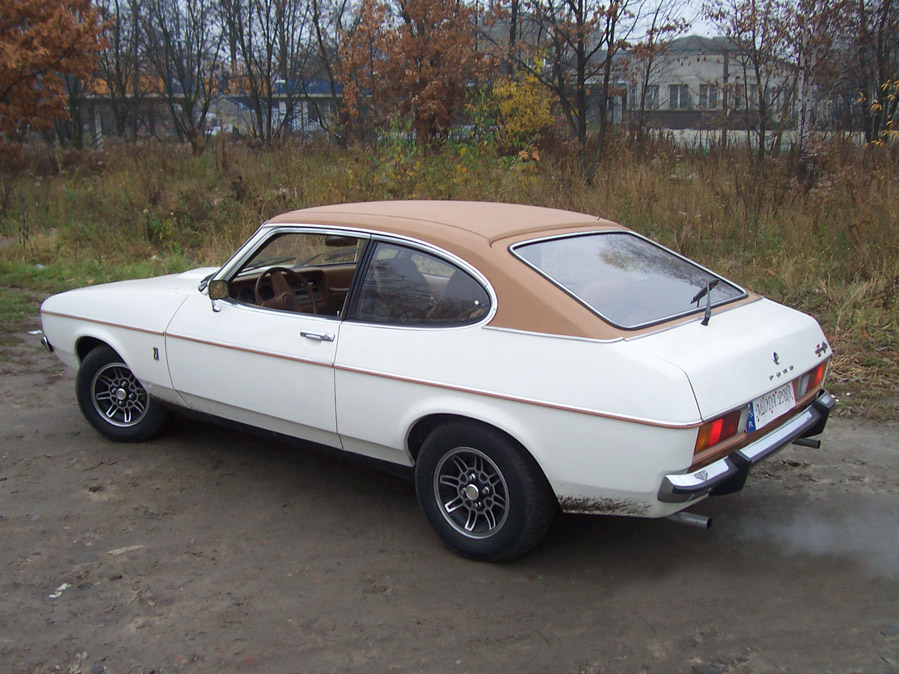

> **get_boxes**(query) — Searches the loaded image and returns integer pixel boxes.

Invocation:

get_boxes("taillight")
[798,361,828,397]
[694,409,742,454]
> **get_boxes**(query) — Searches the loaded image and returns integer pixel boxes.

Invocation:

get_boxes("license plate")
[747,382,796,433]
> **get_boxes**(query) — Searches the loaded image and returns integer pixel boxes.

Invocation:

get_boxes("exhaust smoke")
[723,501,899,579]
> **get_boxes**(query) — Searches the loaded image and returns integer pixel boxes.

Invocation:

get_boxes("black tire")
[75,346,168,442]
[414,421,556,562]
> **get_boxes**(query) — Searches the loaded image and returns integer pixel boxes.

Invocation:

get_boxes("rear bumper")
[658,390,835,503]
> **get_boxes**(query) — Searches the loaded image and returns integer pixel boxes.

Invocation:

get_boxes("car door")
[334,240,493,463]
[165,228,367,449]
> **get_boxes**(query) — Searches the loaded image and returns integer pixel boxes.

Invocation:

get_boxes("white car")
[40,201,834,560]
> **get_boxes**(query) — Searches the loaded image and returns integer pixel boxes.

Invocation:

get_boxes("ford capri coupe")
[40,201,834,560]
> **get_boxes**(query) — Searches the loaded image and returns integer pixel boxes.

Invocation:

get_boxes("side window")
[352,242,490,326]
[228,231,366,316]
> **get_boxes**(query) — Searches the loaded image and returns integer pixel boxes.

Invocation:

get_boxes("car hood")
[41,267,219,331]
[625,298,829,420]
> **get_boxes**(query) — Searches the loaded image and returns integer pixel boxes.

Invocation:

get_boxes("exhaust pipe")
[667,511,712,530]
[792,437,821,449]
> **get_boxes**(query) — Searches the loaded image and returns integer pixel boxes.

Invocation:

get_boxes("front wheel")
[415,421,556,562]
[75,346,168,442]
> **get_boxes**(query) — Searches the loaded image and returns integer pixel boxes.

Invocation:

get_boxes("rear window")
[512,232,745,329]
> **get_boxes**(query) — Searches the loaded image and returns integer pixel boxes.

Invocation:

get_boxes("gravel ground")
[1,326,898,674]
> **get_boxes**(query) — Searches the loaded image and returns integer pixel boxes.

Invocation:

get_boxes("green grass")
[0,286,39,333]
[1,136,896,418]
[0,256,197,294]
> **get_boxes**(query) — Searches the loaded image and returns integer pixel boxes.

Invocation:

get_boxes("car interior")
[226,232,489,325]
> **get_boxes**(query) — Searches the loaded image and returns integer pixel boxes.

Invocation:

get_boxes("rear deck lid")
[626,298,829,420]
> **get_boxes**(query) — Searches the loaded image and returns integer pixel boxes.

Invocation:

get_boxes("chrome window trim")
[509,230,748,331]
[215,225,373,283]
[361,233,497,320]
[482,325,624,344]
[623,296,764,341]
[212,222,498,329]
[347,238,495,329]
[213,297,343,322]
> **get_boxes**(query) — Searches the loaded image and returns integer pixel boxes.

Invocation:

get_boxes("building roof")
[667,35,736,55]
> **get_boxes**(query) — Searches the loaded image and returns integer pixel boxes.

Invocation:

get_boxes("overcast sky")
[682,2,718,37]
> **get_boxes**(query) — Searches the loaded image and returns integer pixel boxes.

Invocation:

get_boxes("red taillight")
[797,361,828,397]
[806,362,827,394]
[694,409,742,454]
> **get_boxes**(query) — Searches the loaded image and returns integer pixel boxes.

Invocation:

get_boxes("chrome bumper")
[658,391,835,503]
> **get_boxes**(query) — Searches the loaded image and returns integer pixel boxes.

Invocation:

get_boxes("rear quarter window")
[352,242,490,326]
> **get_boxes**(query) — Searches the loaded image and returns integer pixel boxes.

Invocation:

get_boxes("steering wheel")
[254,267,318,314]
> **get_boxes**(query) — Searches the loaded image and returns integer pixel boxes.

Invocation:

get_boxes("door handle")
[300,331,335,342]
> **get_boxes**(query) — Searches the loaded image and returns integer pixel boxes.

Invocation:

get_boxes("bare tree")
[784,0,847,152]
[507,0,522,74]
[704,0,793,163]
[141,0,223,153]
[846,0,898,143]
[55,75,86,147]
[508,0,640,178]
[95,0,145,139]
[310,0,352,132]
[220,0,320,143]
[626,0,688,153]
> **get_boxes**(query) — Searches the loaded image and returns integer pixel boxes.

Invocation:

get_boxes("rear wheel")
[415,421,555,561]
[75,346,167,442]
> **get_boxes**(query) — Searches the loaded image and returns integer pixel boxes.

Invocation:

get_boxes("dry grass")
[1,134,896,419]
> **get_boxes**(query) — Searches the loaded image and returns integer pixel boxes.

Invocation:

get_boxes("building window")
[669,84,690,109]
[765,85,783,111]
[641,84,659,110]
[699,84,718,109]
[729,84,743,110]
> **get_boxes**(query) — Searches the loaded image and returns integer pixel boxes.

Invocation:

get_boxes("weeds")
[0,135,896,418]
[0,286,39,333]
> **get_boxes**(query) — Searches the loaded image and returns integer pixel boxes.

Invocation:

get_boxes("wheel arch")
[406,413,557,501]
[75,336,115,363]
[74,340,169,442]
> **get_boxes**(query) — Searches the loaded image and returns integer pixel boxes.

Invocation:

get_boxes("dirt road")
[1,329,898,673]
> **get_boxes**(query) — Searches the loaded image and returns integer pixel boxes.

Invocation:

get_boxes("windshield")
[512,232,745,329]
[236,232,366,279]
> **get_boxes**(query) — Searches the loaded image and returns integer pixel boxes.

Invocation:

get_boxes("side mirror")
[208,279,229,301]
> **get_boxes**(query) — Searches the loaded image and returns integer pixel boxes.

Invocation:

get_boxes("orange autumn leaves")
[337,0,487,142]
[0,0,103,142]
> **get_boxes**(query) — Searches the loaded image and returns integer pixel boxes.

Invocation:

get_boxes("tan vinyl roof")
[268,200,617,242]
[266,200,754,339]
